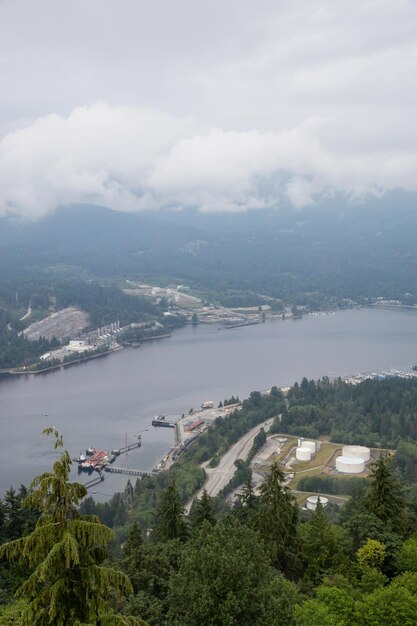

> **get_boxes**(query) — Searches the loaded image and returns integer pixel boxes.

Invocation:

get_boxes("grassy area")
[271,436,298,463]
[292,443,342,472]
[270,439,344,490]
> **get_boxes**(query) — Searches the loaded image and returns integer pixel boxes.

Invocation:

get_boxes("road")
[187,417,274,510]
[19,301,32,321]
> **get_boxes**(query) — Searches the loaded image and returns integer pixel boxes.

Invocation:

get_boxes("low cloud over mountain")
[0,0,416,217]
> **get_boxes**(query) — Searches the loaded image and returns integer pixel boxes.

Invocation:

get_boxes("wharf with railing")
[104,466,150,477]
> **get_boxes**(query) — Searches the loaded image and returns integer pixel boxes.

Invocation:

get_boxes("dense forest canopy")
[282,376,417,448]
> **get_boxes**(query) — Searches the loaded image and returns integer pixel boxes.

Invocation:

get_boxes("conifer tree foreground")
[254,461,300,577]
[0,428,145,626]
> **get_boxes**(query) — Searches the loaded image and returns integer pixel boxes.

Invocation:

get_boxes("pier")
[105,466,150,477]
[111,437,142,457]
[152,416,176,428]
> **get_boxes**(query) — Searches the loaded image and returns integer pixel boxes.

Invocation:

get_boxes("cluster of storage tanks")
[295,438,371,476]
[295,439,316,461]
[335,445,370,474]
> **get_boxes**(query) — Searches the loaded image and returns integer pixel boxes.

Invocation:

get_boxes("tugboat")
[85,446,96,456]
[73,452,87,472]
[412,365,417,371]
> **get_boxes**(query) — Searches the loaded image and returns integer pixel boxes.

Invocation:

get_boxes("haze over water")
[1,307,417,497]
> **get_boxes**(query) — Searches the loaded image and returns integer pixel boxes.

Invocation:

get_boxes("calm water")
[1,307,417,498]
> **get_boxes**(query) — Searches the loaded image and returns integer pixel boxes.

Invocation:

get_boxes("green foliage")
[295,585,356,626]
[254,462,300,577]
[153,482,188,542]
[393,440,417,483]
[297,475,368,497]
[395,535,417,572]
[358,580,417,626]
[168,519,298,626]
[0,429,139,626]
[283,376,417,447]
[218,459,252,499]
[247,427,267,462]
[366,455,407,531]
[299,501,352,588]
[190,490,216,529]
[233,478,259,523]
[356,539,386,571]
[121,526,182,626]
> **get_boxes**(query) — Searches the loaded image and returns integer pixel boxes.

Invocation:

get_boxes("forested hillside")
[1,198,417,304]
[281,376,417,448]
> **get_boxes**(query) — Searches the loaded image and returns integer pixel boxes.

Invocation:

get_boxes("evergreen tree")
[154,482,188,542]
[168,519,298,626]
[0,428,144,626]
[366,455,407,530]
[234,478,259,522]
[121,525,183,626]
[191,489,216,529]
[299,499,351,588]
[254,461,300,577]
[123,522,143,559]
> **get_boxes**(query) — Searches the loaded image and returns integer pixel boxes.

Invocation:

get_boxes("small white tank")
[342,445,371,462]
[302,440,316,453]
[306,495,329,510]
[296,446,312,461]
[336,455,365,474]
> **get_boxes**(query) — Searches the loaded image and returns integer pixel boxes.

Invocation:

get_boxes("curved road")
[187,417,274,511]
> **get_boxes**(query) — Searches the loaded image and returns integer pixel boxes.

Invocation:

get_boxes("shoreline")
[0,303,411,379]
[0,345,123,377]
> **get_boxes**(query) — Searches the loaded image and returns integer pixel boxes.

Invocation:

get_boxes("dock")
[75,435,143,473]
[104,466,150,477]
[152,415,176,428]
[111,438,142,457]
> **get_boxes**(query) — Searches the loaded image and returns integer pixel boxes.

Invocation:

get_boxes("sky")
[0,0,416,218]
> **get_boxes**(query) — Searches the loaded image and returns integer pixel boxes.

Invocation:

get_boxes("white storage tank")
[306,495,329,510]
[302,440,316,453]
[296,447,312,461]
[336,455,365,474]
[342,445,371,462]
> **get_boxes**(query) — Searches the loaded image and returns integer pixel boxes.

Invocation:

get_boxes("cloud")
[1,102,417,217]
[0,0,416,217]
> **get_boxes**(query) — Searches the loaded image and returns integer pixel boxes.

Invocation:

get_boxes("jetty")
[152,415,176,428]
[104,466,150,477]
[111,438,143,456]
